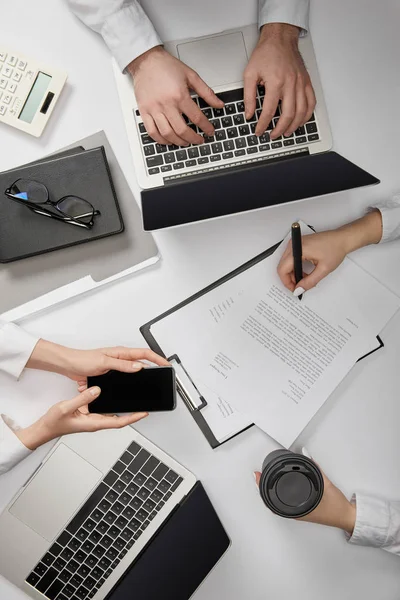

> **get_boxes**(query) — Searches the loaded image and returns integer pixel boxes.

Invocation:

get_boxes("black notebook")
[0,146,124,262]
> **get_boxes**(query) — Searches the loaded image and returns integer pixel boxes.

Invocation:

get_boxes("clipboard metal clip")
[168,354,207,411]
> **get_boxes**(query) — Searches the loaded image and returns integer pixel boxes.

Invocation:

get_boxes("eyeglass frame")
[4,178,101,230]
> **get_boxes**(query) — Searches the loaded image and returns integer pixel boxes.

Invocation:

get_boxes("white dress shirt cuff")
[0,415,31,475]
[101,4,162,71]
[346,493,390,549]
[259,0,309,36]
[369,194,400,244]
[0,322,39,379]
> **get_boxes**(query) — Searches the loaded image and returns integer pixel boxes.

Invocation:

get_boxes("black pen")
[291,222,303,300]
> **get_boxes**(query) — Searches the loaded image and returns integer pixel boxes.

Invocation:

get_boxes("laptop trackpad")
[9,444,101,542]
[177,32,248,88]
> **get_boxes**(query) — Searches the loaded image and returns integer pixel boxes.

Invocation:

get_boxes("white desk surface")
[1,1,400,599]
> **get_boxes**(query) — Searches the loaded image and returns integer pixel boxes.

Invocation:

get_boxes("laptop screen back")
[107,482,230,600]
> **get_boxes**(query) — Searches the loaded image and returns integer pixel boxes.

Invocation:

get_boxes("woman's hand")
[15,386,148,451]
[254,450,356,534]
[27,342,169,392]
[277,230,349,294]
[277,211,383,295]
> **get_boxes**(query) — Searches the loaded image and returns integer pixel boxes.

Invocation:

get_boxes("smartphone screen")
[87,367,176,413]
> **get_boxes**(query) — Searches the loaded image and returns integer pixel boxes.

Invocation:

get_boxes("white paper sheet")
[191,226,400,446]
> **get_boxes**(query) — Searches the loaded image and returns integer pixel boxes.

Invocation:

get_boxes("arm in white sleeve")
[66,0,162,71]
[259,0,310,35]
[0,320,39,475]
[347,493,400,556]
[370,194,400,244]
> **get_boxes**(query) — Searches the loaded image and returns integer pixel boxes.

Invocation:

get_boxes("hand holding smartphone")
[87,366,176,413]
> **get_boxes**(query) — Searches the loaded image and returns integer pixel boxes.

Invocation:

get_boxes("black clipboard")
[140,241,384,449]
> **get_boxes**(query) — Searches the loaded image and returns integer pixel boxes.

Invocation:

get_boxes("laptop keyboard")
[25,440,183,600]
[136,87,320,177]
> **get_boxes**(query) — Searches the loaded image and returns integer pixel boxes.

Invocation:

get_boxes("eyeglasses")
[4,178,101,229]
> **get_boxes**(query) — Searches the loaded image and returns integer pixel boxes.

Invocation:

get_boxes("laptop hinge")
[163,147,310,185]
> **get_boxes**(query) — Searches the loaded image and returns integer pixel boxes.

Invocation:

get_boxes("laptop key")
[112,480,126,494]
[176,150,187,161]
[84,576,97,590]
[126,481,139,496]
[221,116,233,128]
[74,549,87,563]
[203,135,214,144]
[156,144,167,153]
[247,146,258,154]
[250,123,257,134]
[99,498,112,513]
[84,518,96,532]
[120,470,134,484]
[161,164,172,172]
[202,108,212,119]
[247,135,258,147]
[210,155,221,162]
[217,89,243,103]
[259,132,270,144]
[59,569,72,583]
[35,567,58,593]
[91,509,103,523]
[141,134,153,145]
[283,139,295,146]
[236,101,245,113]
[137,487,151,501]
[57,531,72,546]
[136,509,149,522]
[165,470,179,484]
[143,498,156,512]
[133,472,147,486]
[171,477,183,492]
[309,112,316,121]
[81,540,94,554]
[225,104,236,115]
[188,147,199,158]
[143,145,155,156]
[33,563,48,577]
[113,537,127,551]
[223,140,234,151]
[120,528,134,542]
[197,157,209,164]
[296,136,307,144]
[53,557,67,571]
[234,149,246,157]
[222,152,233,159]
[233,113,244,125]
[238,125,250,136]
[66,558,80,573]
[259,144,270,152]
[76,585,90,599]
[45,579,64,600]
[89,530,102,544]
[105,546,118,561]
[84,555,98,568]
[185,160,196,167]
[271,142,283,149]
[295,125,305,136]
[215,130,226,141]
[26,572,40,587]
[306,122,317,134]
[235,138,246,149]
[209,119,221,130]
[128,449,150,473]
[49,542,63,557]
[104,471,118,487]
[111,501,124,515]
[173,162,184,170]
[211,142,223,154]
[70,573,84,588]
[115,515,128,529]
[199,145,211,156]
[96,521,110,535]
[138,123,146,134]
[42,552,55,567]
[308,134,319,141]
[77,564,90,578]
[146,156,163,168]
[213,107,224,117]
[245,113,257,123]
[60,547,74,561]
[104,512,117,525]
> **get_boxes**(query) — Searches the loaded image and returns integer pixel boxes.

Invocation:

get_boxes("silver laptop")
[0,426,230,600]
[113,23,332,191]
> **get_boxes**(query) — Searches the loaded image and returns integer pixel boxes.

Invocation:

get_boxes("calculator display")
[19,72,51,124]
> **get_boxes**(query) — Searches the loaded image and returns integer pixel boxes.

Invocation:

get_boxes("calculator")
[0,47,67,137]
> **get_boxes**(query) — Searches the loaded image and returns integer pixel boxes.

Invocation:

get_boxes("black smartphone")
[87,367,176,413]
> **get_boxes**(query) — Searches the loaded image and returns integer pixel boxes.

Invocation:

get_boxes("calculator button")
[3,67,13,78]
[7,55,17,67]
[12,71,22,82]
[8,83,17,93]
[17,60,27,71]
[2,94,12,105]
[0,105,7,116]
[0,53,6,62]
[0,78,6,89]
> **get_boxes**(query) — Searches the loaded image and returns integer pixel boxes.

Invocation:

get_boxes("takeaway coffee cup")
[259,449,324,518]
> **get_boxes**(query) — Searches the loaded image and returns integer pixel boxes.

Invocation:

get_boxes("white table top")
[1,1,400,599]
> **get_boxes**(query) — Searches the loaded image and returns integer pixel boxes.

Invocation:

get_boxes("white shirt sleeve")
[347,493,400,556]
[0,320,39,475]
[259,0,310,35]
[370,194,400,244]
[67,0,162,71]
